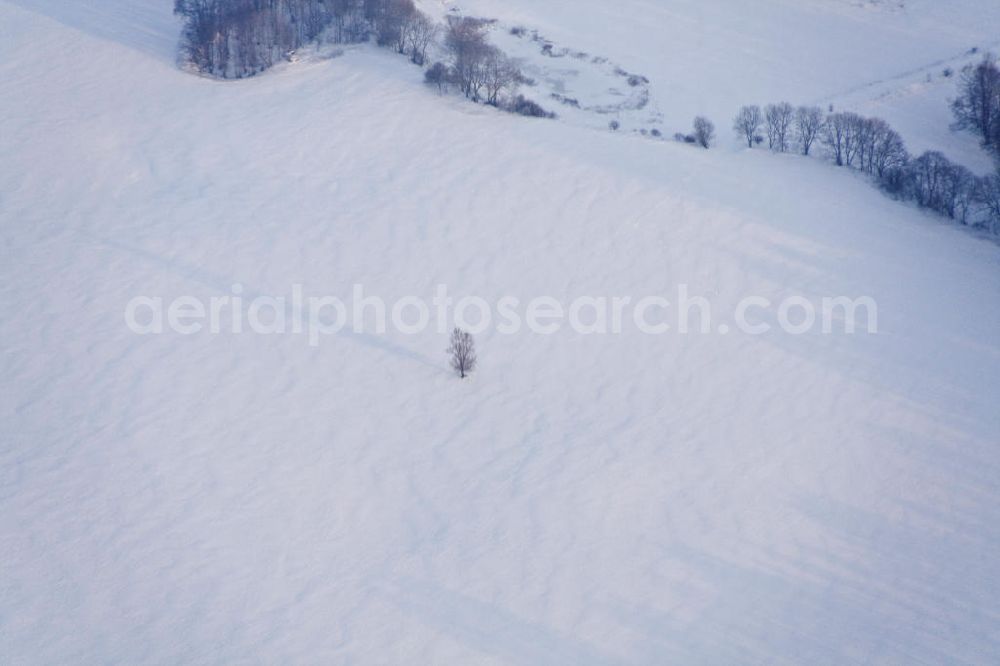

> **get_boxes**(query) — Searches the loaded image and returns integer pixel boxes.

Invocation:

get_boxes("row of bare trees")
[733,101,1000,234]
[733,103,829,157]
[821,113,908,178]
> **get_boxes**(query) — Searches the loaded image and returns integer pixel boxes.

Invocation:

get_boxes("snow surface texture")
[2,0,1000,663]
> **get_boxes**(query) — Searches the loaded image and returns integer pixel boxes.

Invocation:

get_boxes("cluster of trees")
[952,54,1000,156]
[174,0,336,78]
[424,18,522,108]
[364,0,438,65]
[820,113,908,178]
[905,151,982,223]
[174,0,437,78]
[733,101,1000,234]
[733,103,827,156]
[175,1,547,116]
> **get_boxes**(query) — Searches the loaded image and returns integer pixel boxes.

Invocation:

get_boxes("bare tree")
[869,120,908,180]
[403,11,438,65]
[446,17,490,100]
[840,112,864,168]
[973,173,1000,234]
[765,102,794,152]
[855,115,880,172]
[507,95,555,118]
[693,116,715,148]
[952,54,1000,153]
[447,328,477,378]
[794,106,825,156]
[929,161,976,222]
[910,151,953,210]
[482,47,520,106]
[855,117,876,174]
[371,0,415,52]
[822,112,851,166]
[733,105,763,148]
[330,0,361,42]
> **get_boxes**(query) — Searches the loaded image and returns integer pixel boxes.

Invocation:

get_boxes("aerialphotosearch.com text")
[124,284,878,346]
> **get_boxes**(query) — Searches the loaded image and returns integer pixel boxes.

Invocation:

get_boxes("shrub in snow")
[551,94,580,108]
[507,95,555,119]
[693,116,715,148]
[425,62,449,92]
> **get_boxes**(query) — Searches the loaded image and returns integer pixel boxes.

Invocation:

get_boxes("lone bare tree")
[693,116,715,148]
[447,328,477,378]
[733,105,763,148]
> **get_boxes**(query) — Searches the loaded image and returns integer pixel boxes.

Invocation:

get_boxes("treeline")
[173,0,434,78]
[174,0,336,78]
[174,1,549,116]
[732,99,1000,235]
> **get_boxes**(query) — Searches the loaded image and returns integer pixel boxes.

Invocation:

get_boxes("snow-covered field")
[2,0,999,663]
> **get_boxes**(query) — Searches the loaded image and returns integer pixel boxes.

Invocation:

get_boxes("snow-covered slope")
[2,1,999,663]
[437,0,1000,171]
